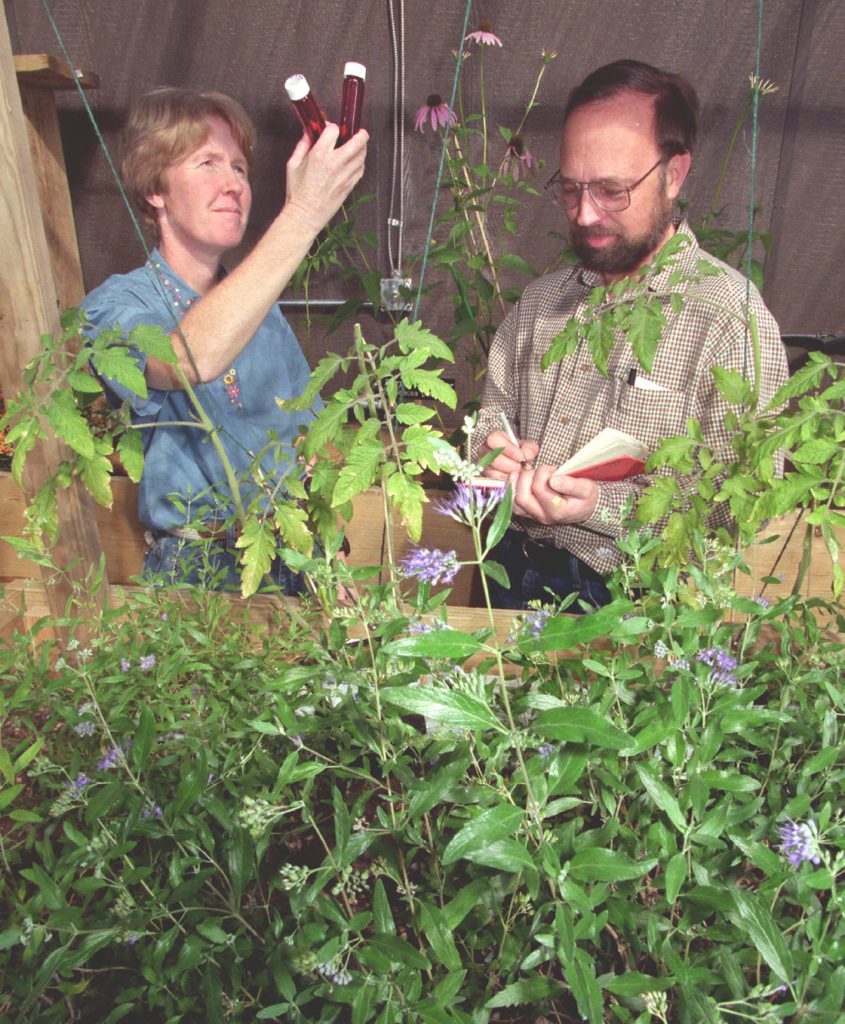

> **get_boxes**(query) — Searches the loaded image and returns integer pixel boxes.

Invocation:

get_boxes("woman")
[83,87,368,590]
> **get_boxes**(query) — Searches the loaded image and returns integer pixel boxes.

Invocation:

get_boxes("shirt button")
[560,416,570,426]
[580,363,591,372]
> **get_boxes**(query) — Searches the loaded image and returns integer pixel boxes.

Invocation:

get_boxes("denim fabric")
[488,528,612,612]
[144,530,304,595]
[83,249,321,531]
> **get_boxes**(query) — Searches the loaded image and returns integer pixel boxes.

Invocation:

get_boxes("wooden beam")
[15,53,98,309]
[0,13,107,618]
[13,53,99,91]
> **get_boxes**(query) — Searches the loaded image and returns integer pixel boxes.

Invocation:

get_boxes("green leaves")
[636,763,687,832]
[535,706,632,750]
[442,803,533,872]
[567,848,658,883]
[729,889,793,982]
[381,683,503,733]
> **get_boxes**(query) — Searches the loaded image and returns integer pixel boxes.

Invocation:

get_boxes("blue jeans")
[143,529,304,594]
[488,529,612,612]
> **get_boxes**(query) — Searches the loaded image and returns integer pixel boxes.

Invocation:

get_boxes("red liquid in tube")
[284,74,326,143]
[339,62,366,143]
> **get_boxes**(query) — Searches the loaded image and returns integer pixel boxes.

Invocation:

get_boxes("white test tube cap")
[343,62,367,80]
[284,74,311,101]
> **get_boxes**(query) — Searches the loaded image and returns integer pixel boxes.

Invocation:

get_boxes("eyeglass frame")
[544,156,667,213]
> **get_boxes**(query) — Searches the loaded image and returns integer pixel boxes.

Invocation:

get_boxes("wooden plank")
[0,12,106,617]
[2,578,832,668]
[1,471,841,610]
[13,53,99,90]
[17,79,87,309]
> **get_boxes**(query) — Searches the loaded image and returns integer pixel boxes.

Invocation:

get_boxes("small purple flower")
[777,818,822,867]
[754,595,772,608]
[670,658,691,672]
[73,720,96,738]
[140,655,156,672]
[696,646,739,687]
[160,613,168,621]
[537,743,557,761]
[67,772,92,795]
[408,619,450,635]
[142,803,163,820]
[97,741,131,771]
[401,547,461,586]
[125,933,139,945]
[435,483,505,526]
[414,94,458,133]
[120,658,131,672]
[466,21,503,46]
[523,608,551,639]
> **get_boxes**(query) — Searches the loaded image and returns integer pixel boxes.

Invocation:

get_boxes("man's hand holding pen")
[480,420,599,526]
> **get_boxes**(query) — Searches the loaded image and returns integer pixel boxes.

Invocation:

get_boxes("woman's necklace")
[146,257,243,410]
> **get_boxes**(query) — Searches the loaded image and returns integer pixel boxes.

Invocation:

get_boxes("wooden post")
[0,11,107,621]
[14,54,99,311]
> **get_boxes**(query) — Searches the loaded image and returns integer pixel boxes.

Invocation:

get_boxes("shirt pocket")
[612,382,691,446]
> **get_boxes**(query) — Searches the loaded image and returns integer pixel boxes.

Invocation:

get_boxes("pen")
[499,412,520,446]
[499,412,534,469]
[627,367,638,386]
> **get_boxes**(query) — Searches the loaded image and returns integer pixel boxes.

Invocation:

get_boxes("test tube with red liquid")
[339,62,366,143]
[284,74,326,143]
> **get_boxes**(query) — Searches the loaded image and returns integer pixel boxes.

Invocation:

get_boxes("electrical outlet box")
[380,276,413,313]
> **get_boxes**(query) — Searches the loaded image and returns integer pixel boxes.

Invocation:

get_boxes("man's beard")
[571,193,674,275]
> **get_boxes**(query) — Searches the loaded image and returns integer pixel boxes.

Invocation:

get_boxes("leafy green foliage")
[284,320,456,543]
[0,311,174,542]
[1,545,843,1022]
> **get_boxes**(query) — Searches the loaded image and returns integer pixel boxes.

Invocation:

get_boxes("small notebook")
[555,427,649,482]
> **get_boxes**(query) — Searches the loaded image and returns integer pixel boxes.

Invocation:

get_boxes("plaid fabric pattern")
[474,222,789,574]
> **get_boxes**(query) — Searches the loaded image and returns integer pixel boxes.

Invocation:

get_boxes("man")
[474,59,788,609]
[83,87,368,590]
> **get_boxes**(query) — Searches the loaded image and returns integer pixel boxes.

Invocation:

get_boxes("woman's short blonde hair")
[120,86,256,238]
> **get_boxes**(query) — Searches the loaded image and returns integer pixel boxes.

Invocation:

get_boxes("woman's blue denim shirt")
[82,250,321,531]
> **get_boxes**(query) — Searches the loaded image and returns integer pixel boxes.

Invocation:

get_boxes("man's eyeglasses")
[544,157,666,213]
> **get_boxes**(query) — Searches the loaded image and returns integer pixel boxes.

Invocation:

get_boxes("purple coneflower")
[501,134,536,180]
[466,20,503,46]
[777,818,822,867]
[435,483,505,526]
[414,94,458,133]
[401,547,461,586]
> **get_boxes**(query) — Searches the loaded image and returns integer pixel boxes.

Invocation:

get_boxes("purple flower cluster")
[97,741,131,771]
[777,819,822,867]
[523,608,551,639]
[67,772,92,795]
[696,646,739,687]
[120,655,157,673]
[401,547,461,586]
[435,483,505,526]
[73,720,96,738]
